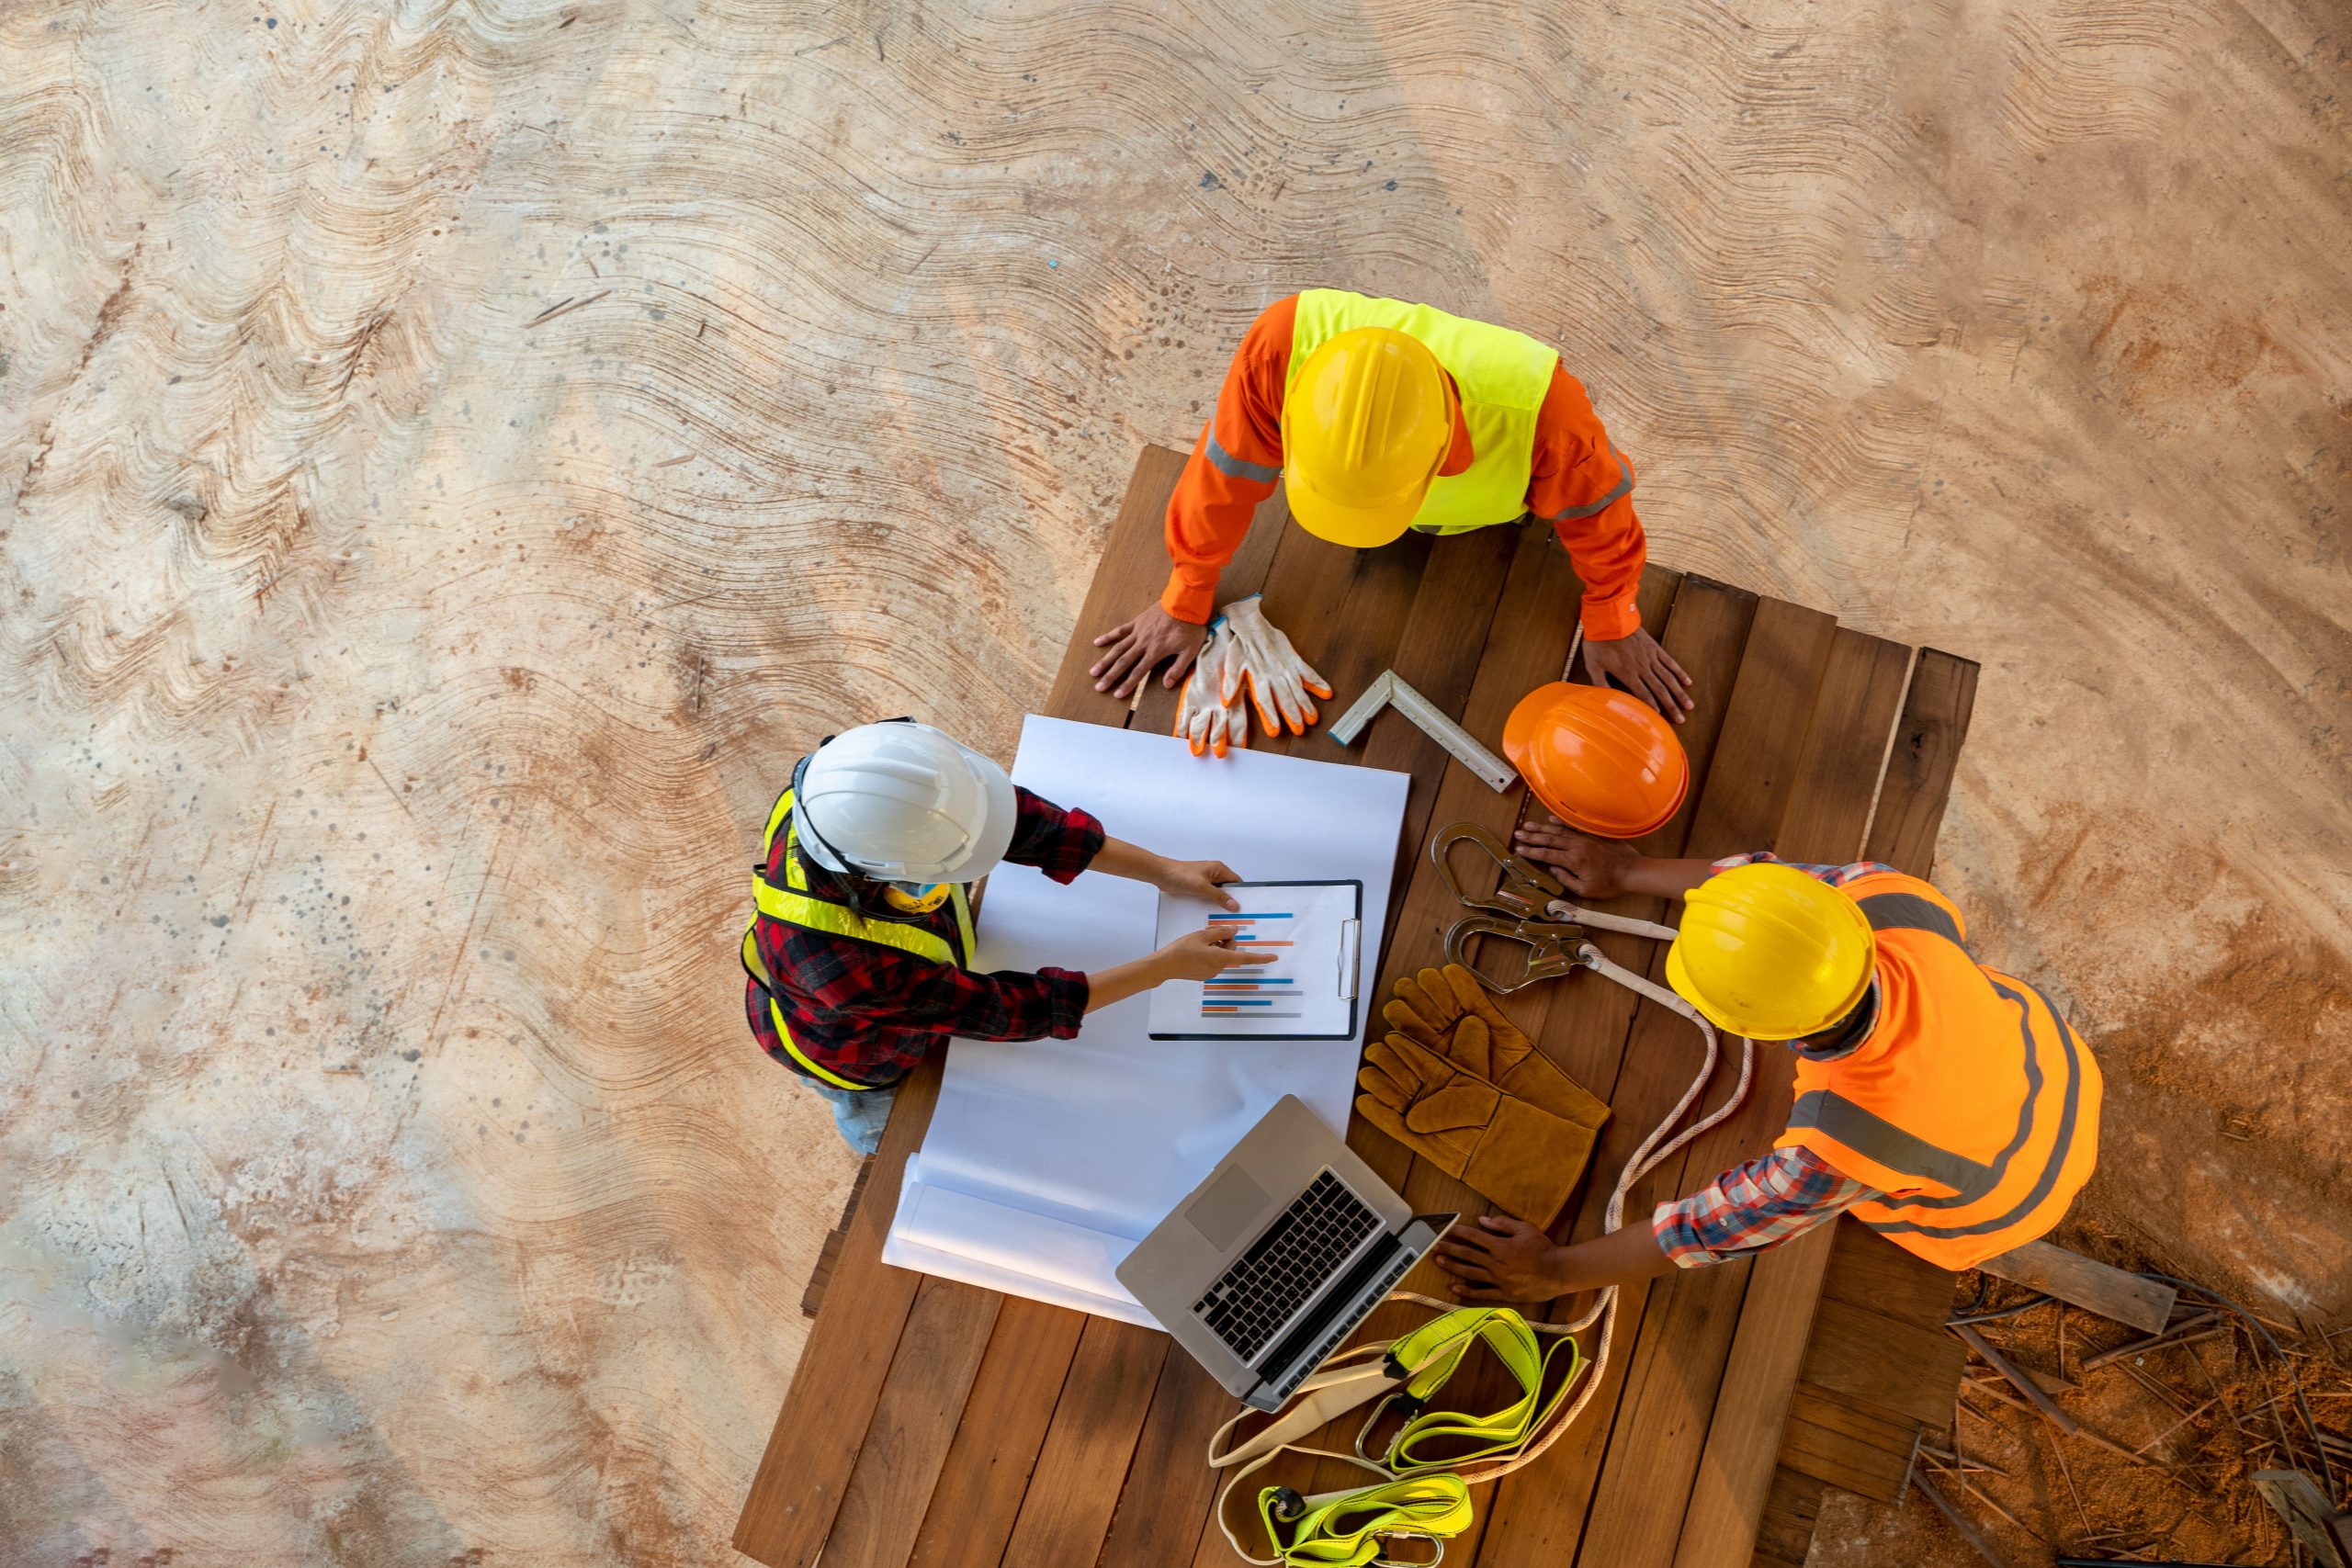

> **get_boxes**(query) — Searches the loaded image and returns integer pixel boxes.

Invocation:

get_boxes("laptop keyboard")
[1193,1171,1382,1364]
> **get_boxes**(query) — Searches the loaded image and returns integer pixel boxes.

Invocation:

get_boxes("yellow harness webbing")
[1208,1303,1589,1566]
[1256,1472,1471,1566]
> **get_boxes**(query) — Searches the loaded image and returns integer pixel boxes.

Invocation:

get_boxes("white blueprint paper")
[880,716,1410,1325]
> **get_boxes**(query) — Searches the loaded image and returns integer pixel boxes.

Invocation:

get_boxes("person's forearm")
[1621,856,1716,900]
[1082,953,1170,1013]
[1089,837,1166,885]
[1540,1220,1679,1295]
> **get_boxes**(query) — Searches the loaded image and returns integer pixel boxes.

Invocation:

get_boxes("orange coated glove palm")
[1384,964,1611,1134]
[1175,615,1250,759]
[1355,1030,1597,1228]
[1219,594,1332,737]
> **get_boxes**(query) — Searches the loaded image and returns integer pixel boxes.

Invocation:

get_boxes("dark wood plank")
[801,1157,876,1317]
[1861,649,1978,877]
[905,1300,1089,1568]
[1094,1350,1232,1568]
[1555,596,1843,1568]
[1978,1240,2176,1335]
[1046,444,1194,726]
[1749,1467,1826,1568]
[1780,631,1917,867]
[1473,574,1764,1566]
[997,1319,1170,1568]
[1246,523,1437,761]
[1778,1384,1921,1503]
[733,1060,945,1567]
[1664,629,1916,1568]
[1820,1213,1962,1325]
[823,1278,1005,1568]
[1669,1224,1840,1568]
[1797,1297,1970,1427]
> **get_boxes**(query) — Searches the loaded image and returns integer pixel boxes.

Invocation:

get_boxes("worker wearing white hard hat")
[742,719,1272,1154]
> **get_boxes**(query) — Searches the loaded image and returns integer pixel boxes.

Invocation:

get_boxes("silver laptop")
[1117,1095,1457,1412]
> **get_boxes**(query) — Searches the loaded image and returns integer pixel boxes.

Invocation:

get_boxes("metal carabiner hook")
[1443,916,1597,994]
[1429,822,1564,923]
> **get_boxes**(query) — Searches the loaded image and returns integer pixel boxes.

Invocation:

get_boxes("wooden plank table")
[735,445,1982,1568]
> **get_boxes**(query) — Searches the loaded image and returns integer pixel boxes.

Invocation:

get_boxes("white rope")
[1409,936,1750,1484]
[1210,911,1758,1530]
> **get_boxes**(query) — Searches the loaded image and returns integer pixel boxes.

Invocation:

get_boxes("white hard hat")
[792,721,1019,885]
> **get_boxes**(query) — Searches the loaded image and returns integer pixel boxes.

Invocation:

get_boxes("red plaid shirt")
[745,786,1105,1088]
[1650,852,1896,1266]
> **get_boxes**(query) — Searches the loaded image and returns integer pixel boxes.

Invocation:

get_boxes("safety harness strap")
[1372,1309,1587,1474]
[744,786,978,1091]
[1256,1473,1472,1566]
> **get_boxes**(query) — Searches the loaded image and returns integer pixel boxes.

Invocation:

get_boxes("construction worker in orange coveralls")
[1091,288,1695,729]
[1431,829,2103,1301]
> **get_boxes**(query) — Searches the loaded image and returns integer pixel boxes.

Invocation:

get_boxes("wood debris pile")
[1915,1277,2352,1567]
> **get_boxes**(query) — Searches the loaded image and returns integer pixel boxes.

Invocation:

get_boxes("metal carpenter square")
[1327,669,1517,792]
[1326,671,1396,747]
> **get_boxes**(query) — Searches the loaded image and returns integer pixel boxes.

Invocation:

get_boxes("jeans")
[806,1078,899,1156]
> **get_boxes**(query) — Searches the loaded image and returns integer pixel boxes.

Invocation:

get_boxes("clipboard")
[1145,879,1363,1041]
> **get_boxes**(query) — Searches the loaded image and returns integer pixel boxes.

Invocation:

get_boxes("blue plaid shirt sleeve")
[1652,1146,1880,1267]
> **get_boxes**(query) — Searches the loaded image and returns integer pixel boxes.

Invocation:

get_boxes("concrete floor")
[2,0,2345,1562]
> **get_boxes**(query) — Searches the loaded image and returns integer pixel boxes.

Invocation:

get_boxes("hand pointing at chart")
[1088,840,1244,912]
[1088,922,1273,1011]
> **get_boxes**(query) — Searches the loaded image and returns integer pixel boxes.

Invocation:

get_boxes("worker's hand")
[1092,603,1204,697]
[1512,817,1640,898]
[1432,1215,1572,1304]
[1153,922,1279,983]
[1153,857,1243,911]
[1581,626,1693,723]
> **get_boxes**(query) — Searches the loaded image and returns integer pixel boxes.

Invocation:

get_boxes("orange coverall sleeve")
[1526,366,1647,641]
[1160,296,1298,624]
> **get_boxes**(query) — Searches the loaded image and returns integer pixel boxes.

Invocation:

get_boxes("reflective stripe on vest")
[1774,871,2101,1270]
[742,785,976,1090]
[1287,289,1559,536]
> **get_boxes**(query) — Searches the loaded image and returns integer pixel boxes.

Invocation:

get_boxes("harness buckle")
[1373,1532,1446,1568]
[1267,1485,1307,1524]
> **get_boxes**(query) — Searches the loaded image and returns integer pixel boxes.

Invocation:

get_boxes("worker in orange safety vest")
[1433,830,2101,1300]
[1090,289,1695,726]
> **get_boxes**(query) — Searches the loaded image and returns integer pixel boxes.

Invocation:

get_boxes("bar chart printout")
[1145,880,1362,1040]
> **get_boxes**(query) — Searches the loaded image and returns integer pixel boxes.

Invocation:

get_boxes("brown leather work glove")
[1384,964,1611,1134]
[1355,1028,1598,1228]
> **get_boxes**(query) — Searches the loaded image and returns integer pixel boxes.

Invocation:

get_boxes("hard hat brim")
[1285,479,1419,549]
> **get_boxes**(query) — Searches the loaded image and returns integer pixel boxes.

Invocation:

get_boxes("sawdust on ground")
[3,0,2346,1562]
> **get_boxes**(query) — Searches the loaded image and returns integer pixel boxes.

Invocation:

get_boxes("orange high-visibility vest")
[1774,872,2101,1270]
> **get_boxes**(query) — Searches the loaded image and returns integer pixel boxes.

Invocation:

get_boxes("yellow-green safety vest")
[741,785,978,1092]
[1286,288,1561,536]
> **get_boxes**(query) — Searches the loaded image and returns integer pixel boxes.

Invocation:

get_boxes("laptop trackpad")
[1185,1166,1272,1251]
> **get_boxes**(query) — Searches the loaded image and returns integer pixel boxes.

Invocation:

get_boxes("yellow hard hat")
[1665,863,1876,1040]
[1282,327,1455,548]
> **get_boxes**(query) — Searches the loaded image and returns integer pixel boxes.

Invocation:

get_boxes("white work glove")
[1175,615,1250,758]
[1219,594,1332,738]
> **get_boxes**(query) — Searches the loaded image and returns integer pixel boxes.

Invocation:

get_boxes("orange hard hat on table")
[1502,682,1688,839]
[1282,327,1458,549]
